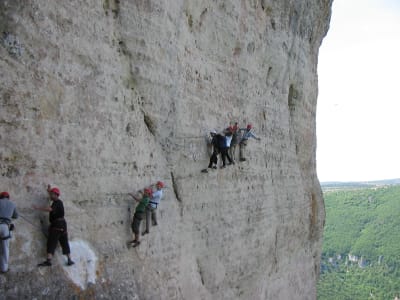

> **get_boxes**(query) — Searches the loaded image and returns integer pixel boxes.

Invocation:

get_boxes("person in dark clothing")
[33,185,74,267]
[202,129,234,173]
[220,127,234,168]
[203,130,220,172]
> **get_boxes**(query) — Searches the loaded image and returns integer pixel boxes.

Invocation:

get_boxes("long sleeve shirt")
[239,129,259,141]
[0,199,18,224]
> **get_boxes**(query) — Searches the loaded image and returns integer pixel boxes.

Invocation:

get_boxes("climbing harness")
[0,220,13,241]
[149,201,158,208]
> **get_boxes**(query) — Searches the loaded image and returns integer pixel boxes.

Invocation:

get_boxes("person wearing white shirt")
[142,181,164,235]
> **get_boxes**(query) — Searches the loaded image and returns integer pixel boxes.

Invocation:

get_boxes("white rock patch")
[57,240,98,290]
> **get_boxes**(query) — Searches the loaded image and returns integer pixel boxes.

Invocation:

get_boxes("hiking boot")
[38,260,52,267]
[201,169,208,173]
[142,230,149,236]
[67,260,75,266]
[132,241,141,248]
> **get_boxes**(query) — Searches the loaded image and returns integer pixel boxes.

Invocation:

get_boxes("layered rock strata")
[0,0,332,299]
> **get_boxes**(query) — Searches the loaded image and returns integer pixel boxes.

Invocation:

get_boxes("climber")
[229,122,240,162]
[201,130,220,173]
[128,188,151,247]
[238,124,261,161]
[142,181,165,236]
[33,185,75,267]
[220,126,234,168]
[0,192,18,274]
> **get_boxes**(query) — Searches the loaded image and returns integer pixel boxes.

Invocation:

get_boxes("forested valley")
[317,182,400,300]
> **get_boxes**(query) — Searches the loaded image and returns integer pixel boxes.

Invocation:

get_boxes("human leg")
[208,152,216,168]
[0,224,10,272]
[0,240,9,272]
[143,206,151,235]
[208,149,219,168]
[38,227,59,266]
[59,231,74,266]
[221,150,227,167]
[225,148,233,164]
[131,213,144,243]
[151,208,158,226]
[229,145,236,162]
[207,155,214,168]
[239,140,247,161]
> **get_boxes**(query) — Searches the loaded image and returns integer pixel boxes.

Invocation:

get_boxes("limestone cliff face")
[0,0,332,299]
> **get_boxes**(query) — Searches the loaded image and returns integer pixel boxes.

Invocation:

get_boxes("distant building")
[358,256,367,268]
[348,254,359,263]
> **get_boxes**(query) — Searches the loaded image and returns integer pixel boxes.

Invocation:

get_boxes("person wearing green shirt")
[129,188,152,247]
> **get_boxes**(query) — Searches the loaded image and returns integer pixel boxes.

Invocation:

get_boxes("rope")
[18,213,48,237]
[19,214,43,231]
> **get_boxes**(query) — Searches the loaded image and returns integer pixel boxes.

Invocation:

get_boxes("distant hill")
[318,184,400,299]
[320,178,400,190]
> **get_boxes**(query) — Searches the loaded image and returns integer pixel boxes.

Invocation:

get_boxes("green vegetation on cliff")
[318,184,400,300]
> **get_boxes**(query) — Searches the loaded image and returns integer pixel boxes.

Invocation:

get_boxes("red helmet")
[156,181,165,188]
[246,124,252,130]
[50,187,60,196]
[144,188,153,197]
[0,192,10,199]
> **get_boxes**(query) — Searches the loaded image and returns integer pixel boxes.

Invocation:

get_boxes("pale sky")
[316,0,400,182]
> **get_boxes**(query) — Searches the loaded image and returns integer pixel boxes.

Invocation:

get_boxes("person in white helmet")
[202,130,220,172]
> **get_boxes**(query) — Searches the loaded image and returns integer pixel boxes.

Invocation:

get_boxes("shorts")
[131,212,144,234]
[47,224,70,255]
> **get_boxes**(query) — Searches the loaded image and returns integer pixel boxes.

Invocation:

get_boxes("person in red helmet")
[142,181,165,236]
[129,187,151,247]
[0,192,10,198]
[238,124,261,161]
[0,191,18,273]
[33,185,74,267]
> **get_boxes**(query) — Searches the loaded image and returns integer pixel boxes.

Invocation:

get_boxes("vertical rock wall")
[0,0,332,299]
